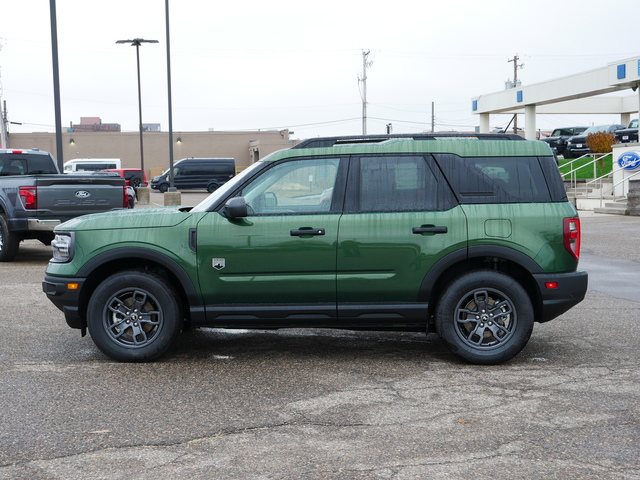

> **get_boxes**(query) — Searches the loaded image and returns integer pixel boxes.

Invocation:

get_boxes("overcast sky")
[1,0,639,140]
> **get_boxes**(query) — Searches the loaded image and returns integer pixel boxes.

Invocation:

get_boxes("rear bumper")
[28,218,61,231]
[9,217,62,232]
[42,275,86,330]
[533,270,588,323]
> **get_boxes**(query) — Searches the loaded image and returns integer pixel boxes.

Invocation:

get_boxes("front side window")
[240,157,340,215]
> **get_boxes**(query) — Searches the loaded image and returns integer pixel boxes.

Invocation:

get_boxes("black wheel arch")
[76,247,204,328]
[419,245,544,323]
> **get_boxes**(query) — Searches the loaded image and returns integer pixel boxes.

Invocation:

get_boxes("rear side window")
[435,154,555,204]
[0,154,58,175]
[347,155,456,212]
[181,163,233,175]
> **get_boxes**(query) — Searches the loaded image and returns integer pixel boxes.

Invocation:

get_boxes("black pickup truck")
[540,126,588,157]
[0,148,127,261]
[615,119,638,144]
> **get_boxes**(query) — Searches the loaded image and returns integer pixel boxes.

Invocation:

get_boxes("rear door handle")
[290,228,326,237]
[412,225,448,235]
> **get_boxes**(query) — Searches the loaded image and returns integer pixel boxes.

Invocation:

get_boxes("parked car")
[43,134,588,365]
[615,119,638,144]
[63,158,121,172]
[104,168,147,188]
[540,126,588,156]
[564,124,625,158]
[126,186,136,208]
[151,158,235,193]
[0,149,127,262]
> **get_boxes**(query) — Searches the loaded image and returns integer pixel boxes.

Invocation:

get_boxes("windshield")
[191,161,264,212]
[581,125,608,135]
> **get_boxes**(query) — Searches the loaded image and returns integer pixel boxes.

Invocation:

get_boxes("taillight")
[563,217,581,259]
[19,186,37,210]
[123,186,129,208]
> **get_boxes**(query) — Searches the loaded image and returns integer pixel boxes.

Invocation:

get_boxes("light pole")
[116,38,158,182]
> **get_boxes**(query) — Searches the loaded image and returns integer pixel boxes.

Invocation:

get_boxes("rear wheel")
[207,182,220,193]
[86,270,183,362]
[435,270,534,365]
[0,215,20,262]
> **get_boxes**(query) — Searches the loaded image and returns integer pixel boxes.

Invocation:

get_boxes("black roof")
[292,133,525,149]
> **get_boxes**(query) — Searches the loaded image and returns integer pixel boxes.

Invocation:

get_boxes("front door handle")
[412,225,448,235]
[291,228,326,237]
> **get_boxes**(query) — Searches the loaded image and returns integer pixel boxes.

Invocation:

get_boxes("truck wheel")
[86,270,183,362]
[0,215,20,262]
[129,176,142,188]
[435,270,534,365]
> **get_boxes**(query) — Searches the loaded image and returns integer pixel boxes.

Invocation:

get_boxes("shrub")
[586,132,617,154]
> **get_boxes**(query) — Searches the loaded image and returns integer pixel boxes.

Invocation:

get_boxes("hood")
[58,206,192,231]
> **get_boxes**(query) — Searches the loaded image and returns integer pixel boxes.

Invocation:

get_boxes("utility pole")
[50,0,64,169]
[508,54,524,134]
[431,102,435,133]
[1,100,7,148]
[359,50,373,135]
[0,39,7,148]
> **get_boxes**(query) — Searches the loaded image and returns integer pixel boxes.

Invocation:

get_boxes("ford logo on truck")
[75,190,91,198]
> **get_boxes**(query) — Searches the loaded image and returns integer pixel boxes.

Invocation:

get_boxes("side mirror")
[223,196,248,218]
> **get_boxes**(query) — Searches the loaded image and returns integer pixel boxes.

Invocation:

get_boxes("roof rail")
[292,133,525,149]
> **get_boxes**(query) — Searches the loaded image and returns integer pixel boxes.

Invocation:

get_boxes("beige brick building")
[9,128,298,178]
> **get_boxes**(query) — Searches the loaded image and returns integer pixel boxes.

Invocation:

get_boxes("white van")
[63,158,121,173]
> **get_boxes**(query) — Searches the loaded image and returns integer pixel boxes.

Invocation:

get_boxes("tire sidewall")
[87,270,182,362]
[0,214,19,262]
[435,270,534,365]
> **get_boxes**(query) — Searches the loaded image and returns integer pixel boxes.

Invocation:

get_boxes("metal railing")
[561,153,640,206]
[561,153,610,196]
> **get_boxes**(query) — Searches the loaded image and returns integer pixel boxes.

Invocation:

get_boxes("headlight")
[51,232,74,263]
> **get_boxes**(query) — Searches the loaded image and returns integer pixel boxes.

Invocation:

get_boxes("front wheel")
[158,183,169,193]
[86,270,183,362]
[435,270,534,365]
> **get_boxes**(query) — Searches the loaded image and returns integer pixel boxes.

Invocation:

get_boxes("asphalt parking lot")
[0,198,638,480]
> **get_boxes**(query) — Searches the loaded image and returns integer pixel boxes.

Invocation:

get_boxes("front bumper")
[533,270,588,322]
[566,145,589,156]
[42,275,86,330]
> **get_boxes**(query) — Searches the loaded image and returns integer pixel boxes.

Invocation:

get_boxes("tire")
[129,176,142,188]
[86,270,183,362]
[158,183,169,193]
[435,270,534,365]
[563,148,574,159]
[0,214,20,262]
[207,182,220,193]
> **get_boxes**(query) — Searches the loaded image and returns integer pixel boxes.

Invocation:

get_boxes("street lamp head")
[116,38,159,46]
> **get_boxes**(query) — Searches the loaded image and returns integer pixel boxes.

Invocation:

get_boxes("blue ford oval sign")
[75,190,91,198]
[618,151,640,170]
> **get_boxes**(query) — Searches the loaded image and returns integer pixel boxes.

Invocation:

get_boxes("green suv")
[42,134,588,364]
